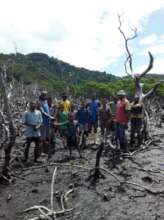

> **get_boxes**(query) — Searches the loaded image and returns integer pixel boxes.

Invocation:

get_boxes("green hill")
[0,52,163,97]
[0,52,118,84]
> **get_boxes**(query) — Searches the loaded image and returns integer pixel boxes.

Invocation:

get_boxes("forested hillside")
[0,53,117,82]
[0,52,163,97]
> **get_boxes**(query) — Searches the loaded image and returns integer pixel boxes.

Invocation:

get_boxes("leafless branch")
[124,56,132,76]
[0,66,16,177]
[139,52,154,79]
[118,14,137,77]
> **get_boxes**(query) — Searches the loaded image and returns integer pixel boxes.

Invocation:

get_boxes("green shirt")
[58,111,68,130]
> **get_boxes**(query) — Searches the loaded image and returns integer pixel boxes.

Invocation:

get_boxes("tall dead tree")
[0,65,16,179]
[118,14,164,101]
[118,14,164,137]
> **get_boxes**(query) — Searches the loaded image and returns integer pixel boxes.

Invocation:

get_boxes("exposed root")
[50,167,57,212]
[24,167,73,220]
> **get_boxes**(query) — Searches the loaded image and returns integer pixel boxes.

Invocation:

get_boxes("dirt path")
[1,127,164,220]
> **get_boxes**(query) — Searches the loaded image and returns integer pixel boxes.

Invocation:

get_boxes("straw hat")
[117,90,126,96]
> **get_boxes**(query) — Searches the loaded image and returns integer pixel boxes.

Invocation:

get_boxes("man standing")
[22,101,43,162]
[57,104,69,148]
[39,91,53,156]
[115,90,130,152]
[130,95,143,148]
[99,99,112,136]
[88,97,99,144]
[76,100,90,136]
[61,94,71,113]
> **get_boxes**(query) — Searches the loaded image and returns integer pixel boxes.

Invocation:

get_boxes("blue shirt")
[22,110,43,137]
[40,100,50,126]
[89,101,98,123]
[77,108,89,125]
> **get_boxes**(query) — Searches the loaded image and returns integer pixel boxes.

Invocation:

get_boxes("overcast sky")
[0,0,164,76]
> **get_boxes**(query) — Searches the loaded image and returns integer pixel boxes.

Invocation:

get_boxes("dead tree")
[86,143,105,185]
[0,65,16,180]
[118,14,164,138]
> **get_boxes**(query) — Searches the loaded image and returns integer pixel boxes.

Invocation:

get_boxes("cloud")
[99,11,109,24]
[135,57,164,74]
[160,34,164,41]
[140,34,158,45]
[0,0,164,73]
[35,22,69,42]
[140,44,164,56]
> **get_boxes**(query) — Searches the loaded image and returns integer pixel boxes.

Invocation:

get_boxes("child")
[76,101,90,136]
[57,104,69,148]
[66,113,80,159]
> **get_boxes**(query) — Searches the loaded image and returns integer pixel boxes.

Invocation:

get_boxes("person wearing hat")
[115,90,130,152]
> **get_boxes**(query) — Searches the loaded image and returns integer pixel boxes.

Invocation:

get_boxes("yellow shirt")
[130,102,143,119]
[62,100,71,113]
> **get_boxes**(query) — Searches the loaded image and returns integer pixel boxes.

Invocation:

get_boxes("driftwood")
[24,167,73,220]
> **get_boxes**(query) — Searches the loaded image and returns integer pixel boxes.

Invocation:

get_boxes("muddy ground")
[1,123,164,220]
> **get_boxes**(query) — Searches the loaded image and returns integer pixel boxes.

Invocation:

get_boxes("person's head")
[112,95,117,103]
[102,98,107,108]
[91,97,95,102]
[117,90,126,100]
[47,96,52,107]
[62,93,67,101]
[81,100,86,108]
[59,103,64,112]
[29,101,36,111]
[40,91,48,101]
[134,95,139,103]
[69,113,74,122]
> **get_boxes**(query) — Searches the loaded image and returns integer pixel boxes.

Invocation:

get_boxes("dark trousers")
[88,121,98,133]
[130,118,142,146]
[67,136,79,158]
[24,137,41,162]
[116,123,127,152]
[100,122,109,136]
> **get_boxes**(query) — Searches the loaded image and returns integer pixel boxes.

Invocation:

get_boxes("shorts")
[79,123,88,132]
[67,137,77,148]
[59,128,68,137]
[26,137,40,145]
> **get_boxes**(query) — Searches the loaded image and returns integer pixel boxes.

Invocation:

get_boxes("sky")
[0,0,164,76]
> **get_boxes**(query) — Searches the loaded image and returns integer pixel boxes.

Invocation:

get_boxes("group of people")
[22,90,144,162]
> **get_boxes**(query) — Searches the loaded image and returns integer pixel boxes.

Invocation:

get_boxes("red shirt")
[115,99,129,124]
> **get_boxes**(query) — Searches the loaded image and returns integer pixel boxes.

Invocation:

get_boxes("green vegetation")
[0,52,163,97]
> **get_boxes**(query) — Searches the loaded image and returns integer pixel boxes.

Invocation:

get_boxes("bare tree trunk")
[87,143,105,185]
[0,67,16,178]
[118,14,164,139]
